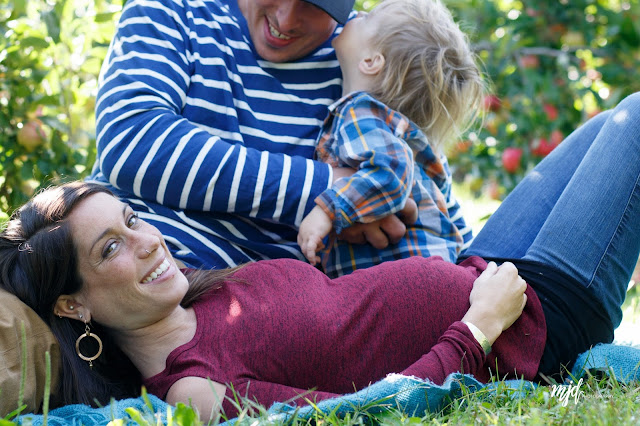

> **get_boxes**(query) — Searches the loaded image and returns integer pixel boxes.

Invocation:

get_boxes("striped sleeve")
[94,0,337,226]
[315,94,414,233]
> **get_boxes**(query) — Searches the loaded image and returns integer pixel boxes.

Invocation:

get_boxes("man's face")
[238,0,338,63]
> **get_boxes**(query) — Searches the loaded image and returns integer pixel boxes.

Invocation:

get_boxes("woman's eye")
[127,213,139,228]
[102,241,118,258]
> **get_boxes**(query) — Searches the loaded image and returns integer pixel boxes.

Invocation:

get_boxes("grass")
[6,372,640,425]
[58,372,640,425]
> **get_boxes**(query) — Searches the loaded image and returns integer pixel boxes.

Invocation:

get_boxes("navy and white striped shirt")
[90,0,345,268]
[90,0,471,271]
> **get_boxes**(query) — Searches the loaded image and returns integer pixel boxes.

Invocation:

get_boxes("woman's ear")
[54,295,86,321]
[359,52,385,76]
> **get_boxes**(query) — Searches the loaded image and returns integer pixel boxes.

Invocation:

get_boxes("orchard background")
[1,0,640,222]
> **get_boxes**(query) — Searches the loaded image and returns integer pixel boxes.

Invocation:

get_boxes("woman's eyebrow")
[90,204,128,253]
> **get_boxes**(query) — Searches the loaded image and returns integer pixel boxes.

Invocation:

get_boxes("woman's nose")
[139,235,162,258]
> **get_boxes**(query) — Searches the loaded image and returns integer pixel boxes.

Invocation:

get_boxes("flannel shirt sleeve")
[315,95,414,233]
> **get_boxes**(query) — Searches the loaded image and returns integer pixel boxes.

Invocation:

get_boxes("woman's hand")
[461,261,528,344]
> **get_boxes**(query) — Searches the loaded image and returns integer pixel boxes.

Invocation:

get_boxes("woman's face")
[67,193,189,330]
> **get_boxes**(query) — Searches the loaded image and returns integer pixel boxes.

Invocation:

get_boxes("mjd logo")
[550,378,585,406]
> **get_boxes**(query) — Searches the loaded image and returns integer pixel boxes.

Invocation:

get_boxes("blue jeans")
[463,92,640,329]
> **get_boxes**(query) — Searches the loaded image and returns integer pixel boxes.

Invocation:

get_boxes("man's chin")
[254,41,317,63]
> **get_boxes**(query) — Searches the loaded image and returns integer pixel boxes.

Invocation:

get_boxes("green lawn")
[109,372,640,425]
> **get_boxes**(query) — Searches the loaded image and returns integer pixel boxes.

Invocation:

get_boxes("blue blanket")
[16,343,640,425]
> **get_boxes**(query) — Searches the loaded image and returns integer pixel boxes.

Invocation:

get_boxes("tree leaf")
[18,36,50,50]
[42,9,61,44]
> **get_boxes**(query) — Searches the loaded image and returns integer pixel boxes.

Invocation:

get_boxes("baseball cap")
[303,0,355,24]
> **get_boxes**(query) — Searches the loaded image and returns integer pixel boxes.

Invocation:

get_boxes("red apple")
[531,137,552,157]
[587,109,602,119]
[487,180,502,200]
[17,120,46,152]
[455,140,472,153]
[543,104,559,121]
[502,148,523,173]
[549,129,564,146]
[525,8,540,17]
[519,55,540,69]
[483,94,501,112]
[531,132,563,157]
[485,119,499,136]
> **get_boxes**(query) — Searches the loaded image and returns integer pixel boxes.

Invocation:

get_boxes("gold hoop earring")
[75,322,103,368]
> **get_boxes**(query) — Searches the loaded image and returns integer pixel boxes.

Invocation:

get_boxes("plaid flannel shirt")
[314,91,472,277]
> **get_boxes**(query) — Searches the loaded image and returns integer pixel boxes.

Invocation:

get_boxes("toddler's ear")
[359,52,385,76]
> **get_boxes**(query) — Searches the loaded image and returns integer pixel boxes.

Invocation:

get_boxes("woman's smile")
[141,258,171,284]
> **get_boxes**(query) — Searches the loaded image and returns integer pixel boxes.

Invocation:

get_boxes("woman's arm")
[400,262,528,383]
[166,377,227,423]
[462,261,528,343]
[166,376,341,422]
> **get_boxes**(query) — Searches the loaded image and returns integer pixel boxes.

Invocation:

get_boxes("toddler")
[298,0,485,277]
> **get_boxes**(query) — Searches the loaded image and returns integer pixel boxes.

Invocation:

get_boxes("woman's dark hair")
[0,181,245,407]
[0,182,142,406]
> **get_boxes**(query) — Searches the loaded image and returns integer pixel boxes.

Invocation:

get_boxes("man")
[90,0,463,270]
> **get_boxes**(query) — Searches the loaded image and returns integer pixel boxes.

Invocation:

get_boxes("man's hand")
[298,206,333,265]
[337,198,418,249]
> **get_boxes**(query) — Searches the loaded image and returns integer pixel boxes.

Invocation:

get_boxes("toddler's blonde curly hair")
[367,0,486,150]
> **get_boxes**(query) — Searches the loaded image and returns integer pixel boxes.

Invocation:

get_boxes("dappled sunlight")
[527,171,544,183]
[613,110,629,124]
[226,295,243,324]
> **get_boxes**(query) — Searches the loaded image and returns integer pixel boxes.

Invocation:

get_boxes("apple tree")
[444,0,640,198]
[0,0,121,221]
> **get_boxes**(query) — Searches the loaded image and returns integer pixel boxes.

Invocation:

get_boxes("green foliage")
[445,0,640,198]
[0,0,121,219]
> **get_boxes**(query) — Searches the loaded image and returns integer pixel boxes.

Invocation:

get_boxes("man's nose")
[276,0,311,33]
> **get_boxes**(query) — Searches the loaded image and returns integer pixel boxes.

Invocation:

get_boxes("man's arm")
[95,0,333,226]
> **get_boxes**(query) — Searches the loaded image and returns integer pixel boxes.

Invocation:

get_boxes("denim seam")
[588,169,640,289]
